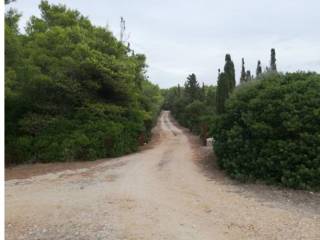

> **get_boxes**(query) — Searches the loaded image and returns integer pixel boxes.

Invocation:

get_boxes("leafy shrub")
[184,100,207,134]
[212,72,320,190]
[5,2,163,165]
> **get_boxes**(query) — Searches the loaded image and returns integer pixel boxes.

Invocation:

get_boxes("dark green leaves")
[213,72,320,190]
[5,1,163,164]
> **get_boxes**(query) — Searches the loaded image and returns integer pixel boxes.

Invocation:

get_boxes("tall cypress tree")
[216,54,235,114]
[216,71,228,114]
[246,70,252,81]
[270,48,277,72]
[240,58,246,84]
[256,60,262,77]
[224,54,236,90]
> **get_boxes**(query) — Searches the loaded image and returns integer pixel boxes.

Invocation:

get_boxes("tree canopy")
[216,54,235,113]
[184,73,202,103]
[256,60,262,77]
[5,1,163,164]
[270,48,277,72]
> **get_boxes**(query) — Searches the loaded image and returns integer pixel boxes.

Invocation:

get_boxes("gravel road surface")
[6,111,320,239]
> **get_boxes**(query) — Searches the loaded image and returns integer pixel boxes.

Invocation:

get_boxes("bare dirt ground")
[5,111,320,240]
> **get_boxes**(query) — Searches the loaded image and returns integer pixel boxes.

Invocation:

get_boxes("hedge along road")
[5,111,320,240]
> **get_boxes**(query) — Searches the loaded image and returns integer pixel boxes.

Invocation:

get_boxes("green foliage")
[184,100,208,133]
[240,58,252,83]
[212,72,320,190]
[216,54,236,114]
[216,72,228,114]
[270,48,277,72]
[246,70,252,81]
[5,1,163,165]
[184,73,202,103]
[240,58,246,84]
[224,54,236,91]
[256,60,262,77]
[162,75,216,142]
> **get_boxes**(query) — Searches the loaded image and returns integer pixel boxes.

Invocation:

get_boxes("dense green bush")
[212,72,320,190]
[5,1,163,165]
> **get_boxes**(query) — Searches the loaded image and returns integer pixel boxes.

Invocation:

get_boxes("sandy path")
[5,111,320,240]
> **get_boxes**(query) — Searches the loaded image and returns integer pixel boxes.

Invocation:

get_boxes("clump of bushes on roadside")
[5,1,163,165]
[212,72,320,190]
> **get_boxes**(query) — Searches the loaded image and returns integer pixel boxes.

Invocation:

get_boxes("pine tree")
[184,73,200,102]
[270,48,277,72]
[240,58,246,84]
[256,60,262,77]
[224,54,236,90]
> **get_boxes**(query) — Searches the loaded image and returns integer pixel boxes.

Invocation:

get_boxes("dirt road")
[6,111,320,240]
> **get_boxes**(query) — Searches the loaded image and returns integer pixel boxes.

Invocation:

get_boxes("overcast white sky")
[8,0,320,88]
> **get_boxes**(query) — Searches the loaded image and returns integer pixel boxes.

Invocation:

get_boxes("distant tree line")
[164,48,320,190]
[162,74,216,144]
[163,49,278,139]
[216,48,278,114]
